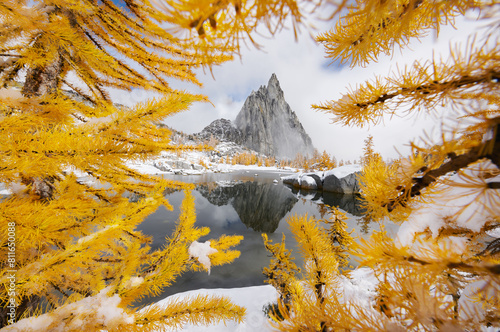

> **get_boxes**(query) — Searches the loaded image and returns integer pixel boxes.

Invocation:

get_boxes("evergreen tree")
[361,134,381,165]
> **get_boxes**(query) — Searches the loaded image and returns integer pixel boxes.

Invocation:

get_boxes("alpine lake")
[136,169,399,307]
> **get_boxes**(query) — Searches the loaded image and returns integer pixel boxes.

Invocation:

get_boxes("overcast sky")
[110,11,488,162]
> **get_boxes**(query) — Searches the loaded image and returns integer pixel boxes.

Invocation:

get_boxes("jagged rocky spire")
[234,73,315,158]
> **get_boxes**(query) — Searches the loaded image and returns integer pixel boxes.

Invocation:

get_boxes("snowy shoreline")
[148,268,379,332]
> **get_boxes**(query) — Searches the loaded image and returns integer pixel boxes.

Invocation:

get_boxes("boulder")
[307,173,323,191]
[299,175,318,190]
[282,175,293,185]
[192,164,205,171]
[166,160,193,169]
[282,169,361,195]
[153,161,172,172]
[323,173,343,194]
[340,171,362,194]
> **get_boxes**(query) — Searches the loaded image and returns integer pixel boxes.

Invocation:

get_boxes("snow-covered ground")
[150,268,379,332]
[0,150,296,196]
[151,285,279,332]
[124,145,297,176]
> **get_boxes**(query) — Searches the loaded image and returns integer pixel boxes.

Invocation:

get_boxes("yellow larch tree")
[264,0,500,331]
[0,0,341,330]
[263,211,355,331]
[262,233,300,316]
[319,150,336,170]
[361,134,382,166]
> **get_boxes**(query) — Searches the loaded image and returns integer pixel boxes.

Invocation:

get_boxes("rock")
[192,164,204,171]
[322,173,343,194]
[299,175,318,190]
[166,160,194,169]
[282,169,361,194]
[282,175,295,186]
[340,171,362,194]
[306,173,323,191]
[234,74,315,158]
[196,118,244,144]
[153,161,171,172]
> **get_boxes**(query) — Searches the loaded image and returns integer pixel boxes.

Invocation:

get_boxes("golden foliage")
[321,206,354,269]
[263,1,500,331]
[2,0,328,328]
[262,233,300,307]
[264,214,347,331]
[316,0,492,67]
[2,0,499,329]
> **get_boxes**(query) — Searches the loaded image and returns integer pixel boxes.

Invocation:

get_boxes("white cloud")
[111,10,490,161]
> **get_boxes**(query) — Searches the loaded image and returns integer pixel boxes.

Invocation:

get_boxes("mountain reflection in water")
[136,176,379,307]
[197,182,298,233]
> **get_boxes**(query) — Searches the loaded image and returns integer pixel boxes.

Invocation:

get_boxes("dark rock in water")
[282,176,295,186]
[234,74,315,158]
[197,118,244,144]
[340,172,362,194]
[322,192,364,216]
[299,176,318,190]
[323,173,343,193]
[197,181,298,233]
[283,168,362,195]
[306,174,323,191]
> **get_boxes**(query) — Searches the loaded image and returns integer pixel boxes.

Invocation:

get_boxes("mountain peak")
[268,73,279,86]
[234,75,314,158]
[266,73,283,100]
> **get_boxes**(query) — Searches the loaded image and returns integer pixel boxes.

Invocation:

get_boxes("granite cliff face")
[234,74,315,158]
[196,118,243,145]
[193,74,314,159]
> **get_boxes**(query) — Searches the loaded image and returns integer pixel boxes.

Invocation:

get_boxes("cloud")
[111,11,490,161]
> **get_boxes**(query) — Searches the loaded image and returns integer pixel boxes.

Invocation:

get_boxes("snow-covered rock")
[283,165,362,194]
[339,171,362,194]
[325,164,362,179]
[323,172,343,193]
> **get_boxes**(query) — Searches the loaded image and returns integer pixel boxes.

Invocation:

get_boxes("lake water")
[137,169,397,306]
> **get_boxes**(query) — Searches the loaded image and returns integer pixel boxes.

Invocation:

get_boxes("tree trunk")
[22,52,62,97]
[1,30,65,329]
